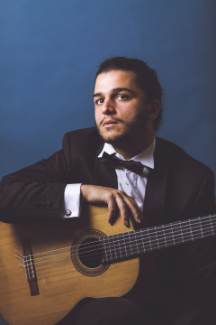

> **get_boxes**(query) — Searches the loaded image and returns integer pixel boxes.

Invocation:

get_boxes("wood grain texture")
[0,205,140,325]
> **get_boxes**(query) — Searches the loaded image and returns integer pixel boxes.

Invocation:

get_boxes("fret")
[146,228,153,251]
[115,234,122,259]
[113,238,118,260]
[122,233,128,257]
[116,234,123,259]
[119,234,127,259]
[140,229,146,253]
[107,236,114,261]
[126,232,133,256]
[187,218,205,240]
[178,221,185,243]
[199,217,204,238]
[154,226,160,249]
[134,232,140,255]
[160,224,168,247]
[169,223,175,245]
[209,216,215,236]
[127,232,139,256]
[188,220,194,241]
[202,219,215,238]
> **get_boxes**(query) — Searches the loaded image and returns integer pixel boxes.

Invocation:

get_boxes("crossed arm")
[0,151,142,225]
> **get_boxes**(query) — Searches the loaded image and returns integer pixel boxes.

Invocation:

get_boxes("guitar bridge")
[22,238,39,296]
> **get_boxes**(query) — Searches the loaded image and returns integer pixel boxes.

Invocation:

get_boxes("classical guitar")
[0,204,216,325]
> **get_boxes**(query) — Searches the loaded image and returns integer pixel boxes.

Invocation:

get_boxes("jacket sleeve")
[170,169,216,317]
[0,135,74,223]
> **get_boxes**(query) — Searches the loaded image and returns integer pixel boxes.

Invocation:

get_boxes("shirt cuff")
[61,183,82,219]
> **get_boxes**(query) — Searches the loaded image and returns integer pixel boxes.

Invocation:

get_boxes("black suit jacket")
[0,127,216,321]
[0,127,215,222]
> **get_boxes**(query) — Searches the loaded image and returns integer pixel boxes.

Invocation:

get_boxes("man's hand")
[80,184,143,226]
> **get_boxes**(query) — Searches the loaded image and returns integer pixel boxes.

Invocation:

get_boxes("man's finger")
[120,193,143,224]
[115,192,130,226]
[107,198,118,225]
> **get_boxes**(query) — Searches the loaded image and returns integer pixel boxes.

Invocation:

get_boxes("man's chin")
[97,128,131,146]
[98,133,119,144]
[97,127,120,144]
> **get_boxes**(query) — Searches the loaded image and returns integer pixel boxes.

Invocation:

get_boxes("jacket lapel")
[143,138,170,227]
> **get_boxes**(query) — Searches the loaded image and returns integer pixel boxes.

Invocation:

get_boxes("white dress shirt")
[62,139,155,218]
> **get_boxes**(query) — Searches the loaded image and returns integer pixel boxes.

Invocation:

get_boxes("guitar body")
[0,205,140,325]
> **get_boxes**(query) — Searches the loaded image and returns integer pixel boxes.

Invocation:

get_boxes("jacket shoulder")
[63,127,102,146]
[156,137,213,176]
[62,127,103,170]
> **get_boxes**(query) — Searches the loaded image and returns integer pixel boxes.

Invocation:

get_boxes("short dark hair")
[95,57,164,132]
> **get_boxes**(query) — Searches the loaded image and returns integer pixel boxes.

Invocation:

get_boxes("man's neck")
[112,133,155,160]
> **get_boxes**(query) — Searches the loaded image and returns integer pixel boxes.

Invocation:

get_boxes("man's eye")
[116,94,128,100]
[96,98,104,104]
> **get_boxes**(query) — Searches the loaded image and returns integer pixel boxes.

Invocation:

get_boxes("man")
[0,57,216,325]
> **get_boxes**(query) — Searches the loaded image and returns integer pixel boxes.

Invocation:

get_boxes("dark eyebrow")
[93,87,135,98]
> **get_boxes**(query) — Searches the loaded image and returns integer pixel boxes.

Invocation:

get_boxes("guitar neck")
[101,214,216,264]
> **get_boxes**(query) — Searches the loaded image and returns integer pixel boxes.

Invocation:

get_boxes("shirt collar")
[98,137,156,169]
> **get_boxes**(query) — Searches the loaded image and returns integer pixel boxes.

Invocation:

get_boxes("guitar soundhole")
[71,229,110,277]
[78,238,103,268]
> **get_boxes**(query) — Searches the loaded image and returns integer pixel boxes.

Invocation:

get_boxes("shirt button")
[125,180,129,185]
[65,209,72,216]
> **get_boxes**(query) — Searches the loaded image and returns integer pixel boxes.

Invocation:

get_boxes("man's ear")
[147,100,161,121]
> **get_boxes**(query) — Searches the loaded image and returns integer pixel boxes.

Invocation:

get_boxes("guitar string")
[16,221,216,272]
[42,224,216,265]
[19,220,216,269]
[17,216,216,263]
[16,214,216,260]
[22,223,216,274]
[24,226,216,274]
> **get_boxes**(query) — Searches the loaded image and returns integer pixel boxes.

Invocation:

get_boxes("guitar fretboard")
[101,214,216,264]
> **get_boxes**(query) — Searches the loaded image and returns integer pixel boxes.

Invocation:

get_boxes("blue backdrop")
[0,0,216,324]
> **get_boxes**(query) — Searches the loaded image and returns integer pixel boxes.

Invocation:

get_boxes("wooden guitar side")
[0,205,140,325]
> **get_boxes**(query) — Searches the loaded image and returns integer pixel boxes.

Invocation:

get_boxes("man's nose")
[101,98,116,114]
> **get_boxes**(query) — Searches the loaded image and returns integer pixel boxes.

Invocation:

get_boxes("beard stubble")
[96,109,149,147]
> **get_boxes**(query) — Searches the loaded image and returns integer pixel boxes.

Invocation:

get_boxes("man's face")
[94,70,150,145]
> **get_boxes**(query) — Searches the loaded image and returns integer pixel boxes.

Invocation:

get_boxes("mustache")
[99,117,124,127]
